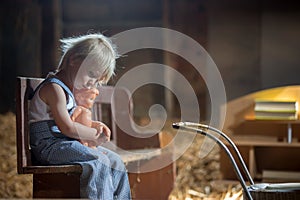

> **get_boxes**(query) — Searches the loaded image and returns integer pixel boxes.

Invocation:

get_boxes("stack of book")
[254,99,298,120]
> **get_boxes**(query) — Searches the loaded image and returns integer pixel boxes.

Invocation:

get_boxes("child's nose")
[90,88,99,96]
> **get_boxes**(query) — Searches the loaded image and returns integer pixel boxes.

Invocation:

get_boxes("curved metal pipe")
[172,122,253,200]
[179,121,254,185]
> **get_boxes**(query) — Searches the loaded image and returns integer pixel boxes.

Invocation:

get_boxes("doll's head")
[74,87,99,109]
[57,33,118,90]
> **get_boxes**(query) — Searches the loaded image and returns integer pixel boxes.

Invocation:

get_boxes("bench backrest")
[16,77,160,174]
[16,77,43,173]
[94,86,160,150]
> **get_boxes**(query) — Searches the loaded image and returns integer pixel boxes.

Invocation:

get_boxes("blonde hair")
[57,33,118,83]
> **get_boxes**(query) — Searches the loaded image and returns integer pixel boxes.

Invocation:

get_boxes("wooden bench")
[16,77,175,199]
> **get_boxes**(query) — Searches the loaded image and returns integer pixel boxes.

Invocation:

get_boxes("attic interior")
[1,0,300,199]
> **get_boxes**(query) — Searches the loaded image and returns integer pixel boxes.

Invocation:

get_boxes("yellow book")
[255,99,298,112]
[254,99,298,120]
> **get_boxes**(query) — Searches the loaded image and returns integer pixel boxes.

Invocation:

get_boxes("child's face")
[73,58,104,90]
[72,58,102,108]
[74,74,101,90]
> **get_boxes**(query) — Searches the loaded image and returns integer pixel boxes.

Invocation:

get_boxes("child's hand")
[92,121,111,145]
[71,106,98,148]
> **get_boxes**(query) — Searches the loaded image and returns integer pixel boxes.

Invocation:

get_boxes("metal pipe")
[172,122,253,200]
[179,122,254,185]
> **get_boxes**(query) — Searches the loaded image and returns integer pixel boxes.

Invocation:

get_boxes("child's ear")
[68,55,77,67]
[69,54,83,69]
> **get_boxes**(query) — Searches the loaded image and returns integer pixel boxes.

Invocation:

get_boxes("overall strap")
[30,77,77,115]
[46,77,75,103]
[46,77,77,115]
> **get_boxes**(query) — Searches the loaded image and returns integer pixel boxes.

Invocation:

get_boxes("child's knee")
[110,153,126,171]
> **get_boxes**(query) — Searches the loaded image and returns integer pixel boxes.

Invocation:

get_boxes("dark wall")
[0,0,60,113]
[0,1,41,113]
[2,0,300,121]
[207,0,300,100]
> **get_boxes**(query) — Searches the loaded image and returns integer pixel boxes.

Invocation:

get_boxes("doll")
[72,87,107,148]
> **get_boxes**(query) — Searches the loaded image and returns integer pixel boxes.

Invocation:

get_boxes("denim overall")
[29,77,131,200]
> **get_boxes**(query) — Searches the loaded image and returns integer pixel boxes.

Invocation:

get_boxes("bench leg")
[128,163,176,200]
[33,173,80,198]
